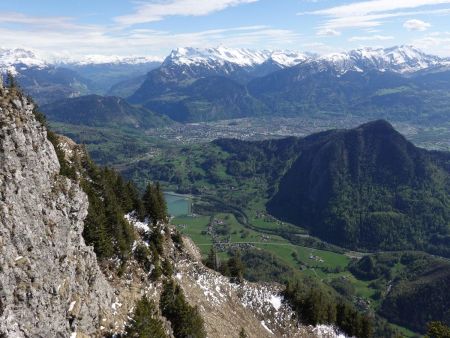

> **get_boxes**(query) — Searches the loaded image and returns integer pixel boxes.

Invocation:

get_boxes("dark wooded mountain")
[248,64,450,123]
[42,95,172,129]
[131,75,269,122]
[267,120,450,255]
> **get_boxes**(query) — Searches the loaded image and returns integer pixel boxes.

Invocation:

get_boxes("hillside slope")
[0,85,343,337]
[268,120,450,255]
[42,94,172,129]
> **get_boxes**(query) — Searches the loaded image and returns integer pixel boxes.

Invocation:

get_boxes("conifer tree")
[6,71,16,88]
[125,296,167,338]
[206,246,219,271]
[228,250,245,283]
[160,280,206,338]
[143,182,168,224]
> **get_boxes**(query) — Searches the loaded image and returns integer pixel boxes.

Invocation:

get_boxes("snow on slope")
[165,46,309,69]
[164,45,447,75]
[319,45,442,74]
[176,254,346,337]
[0,48,48,74]
[60,54,164,66]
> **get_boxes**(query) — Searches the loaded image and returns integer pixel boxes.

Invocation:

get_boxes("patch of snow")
[125,213,150,233]
[176,272,182,280]
[270,51,309,67]
[68,301,76,312]
[313,325,347,338]
[261,320,274,334]
[270,295,282,311]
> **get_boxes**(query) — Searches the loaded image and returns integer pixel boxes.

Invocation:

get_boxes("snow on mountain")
[165,46,309,69]
[60,54,164,66]
[1,45,448,80]
[319,45,442,74]
[269,50,310,67]
[163,45,447,76]
[166,47,271,68]
[0,48,48,74]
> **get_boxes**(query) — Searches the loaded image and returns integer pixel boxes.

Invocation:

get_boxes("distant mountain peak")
[320,45,442,74]
[355,119,401,136]
[164,46,310,69]
[59,54,164,66]
[0,48,48,73]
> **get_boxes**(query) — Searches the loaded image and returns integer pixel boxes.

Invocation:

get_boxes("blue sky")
[1,0,450,59]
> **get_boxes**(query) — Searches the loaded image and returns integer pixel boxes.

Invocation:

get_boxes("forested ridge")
[268,120,450,256]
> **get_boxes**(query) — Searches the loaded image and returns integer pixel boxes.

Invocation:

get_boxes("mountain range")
[0,48,161,103]
[3,45,450,124]
[129,45,450,123]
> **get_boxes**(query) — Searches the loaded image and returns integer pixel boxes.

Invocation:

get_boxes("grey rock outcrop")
[0,89,116,337]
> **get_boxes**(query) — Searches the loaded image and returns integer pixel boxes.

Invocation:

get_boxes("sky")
[1,0,450,60]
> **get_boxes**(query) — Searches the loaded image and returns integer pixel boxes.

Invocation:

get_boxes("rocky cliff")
[0,86,344,337]
[0,87,123,337]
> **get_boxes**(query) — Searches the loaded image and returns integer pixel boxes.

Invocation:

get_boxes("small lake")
[164,192,192,217]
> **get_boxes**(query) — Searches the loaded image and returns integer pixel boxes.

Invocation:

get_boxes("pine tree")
[155,182,168,221]
[126,181,145,220]
[206,246,219,271]
[6,71,16,88]
[160,280,206,338]
[143,182,168,225]
[143,183,158,223]
[125,296,167,338]
[151,260,162,281]
[228,250,245,283]
[162,259,174,277]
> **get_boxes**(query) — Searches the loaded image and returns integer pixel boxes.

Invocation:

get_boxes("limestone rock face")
[0,90,116,337]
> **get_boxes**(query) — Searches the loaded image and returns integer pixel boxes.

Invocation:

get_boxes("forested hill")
[268,120,450,256]
[41,94,172,129]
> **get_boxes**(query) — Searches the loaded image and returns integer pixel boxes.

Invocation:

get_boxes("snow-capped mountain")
[0,48,48,74]
[161,45,449,77]
[318,45,446,74]
[59,54,164,66]
[164,46,310,70]
[0,48,163,102]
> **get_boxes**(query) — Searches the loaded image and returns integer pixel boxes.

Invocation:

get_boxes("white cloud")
[403,19,431,31]
[349,34,395,41]
[115,0,258,26]
[412,32,450,56]
[0,11,91,31]
[304,0,450,30]
[316,28,341,36]
[0,22,302,60]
